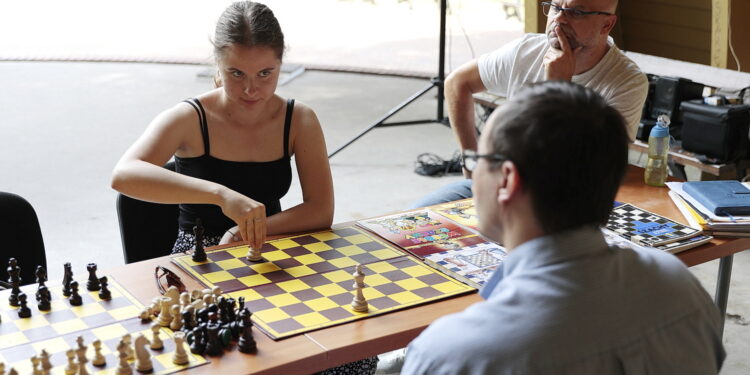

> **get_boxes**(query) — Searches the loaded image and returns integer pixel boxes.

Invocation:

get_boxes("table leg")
[714,254,734,337]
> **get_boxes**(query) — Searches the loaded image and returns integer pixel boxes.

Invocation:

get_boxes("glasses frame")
[540,2,614,19]
[461,149,507,172]
[154,266,187,295]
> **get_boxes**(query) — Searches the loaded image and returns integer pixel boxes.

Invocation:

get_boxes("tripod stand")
[328,0,450,158]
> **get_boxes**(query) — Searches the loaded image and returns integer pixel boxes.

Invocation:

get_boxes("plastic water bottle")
[644,115,670,186]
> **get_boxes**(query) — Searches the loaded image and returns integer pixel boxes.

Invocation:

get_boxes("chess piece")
[139,306,153,322]
[351,264,369,312]
[62,262,73,297]
[204,322,223,356]
[68,281,83,306]
[40,349,53,373]
[30,356,42,375]
[98,276,111,300]
[157,297,172,327]
[190,289,202,303]
[179,292,190,309]
[7,258,21,306]
[134,334,154,373]
[191,218,207,262]
[85,263,101,291]
[64,349,78,375]
[237,308,257,354]
[181,307,194,333]
[172,331,190,365]
[92,339,106,367]
[202,293,213,307]
[35,265,47,288]
[170,304,182,331]
[122,333,135,361]
[17,293,31,318]
[164,286,180,307]
[211,286,222,299]
[37,286,51,311]
[115,341,132,375]
[189,326,206,355]
[150,322,164,350]
[0,362,4,374]
[246,246,262,262]
[76,341,89,375]
[7,368,17,375]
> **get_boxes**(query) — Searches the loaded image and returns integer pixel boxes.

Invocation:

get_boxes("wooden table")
[106,165,749,374]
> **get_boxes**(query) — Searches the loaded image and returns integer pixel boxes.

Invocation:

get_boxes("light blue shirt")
[403,226,725,375]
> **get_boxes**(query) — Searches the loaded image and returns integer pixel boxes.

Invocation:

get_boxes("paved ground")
[0,0,748,373]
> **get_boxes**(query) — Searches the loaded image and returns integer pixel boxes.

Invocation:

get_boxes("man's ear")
[497,161,522,205]
[601,15,617,35]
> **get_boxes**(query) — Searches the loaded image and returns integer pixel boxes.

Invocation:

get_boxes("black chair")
[0,192,47,286]
[116,162,179,264]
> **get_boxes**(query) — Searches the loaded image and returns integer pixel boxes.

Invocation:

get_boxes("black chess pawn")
[226,298,237,323]
[98,276,111,300]
[17,293,32,318]
[35,265,47,287]
[197,307,209,324]
[7,258,21,306]
[181,309,194,334]
[62,262,73,297]
[204,322,223,356]
[237,308,256,354]
[189,326,206,355]
[191,218,207,262]
[37,286,51,311]
[68,281,83,306]
[86,263,101,291]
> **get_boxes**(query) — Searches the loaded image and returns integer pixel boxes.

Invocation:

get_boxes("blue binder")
[683,181,750,216]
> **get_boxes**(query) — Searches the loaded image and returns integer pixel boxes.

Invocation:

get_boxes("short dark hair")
[212,1,285,61]
[487,81,628,233]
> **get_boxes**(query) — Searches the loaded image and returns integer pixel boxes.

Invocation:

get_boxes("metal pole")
[714,254,734,337]
[437,0,447,122]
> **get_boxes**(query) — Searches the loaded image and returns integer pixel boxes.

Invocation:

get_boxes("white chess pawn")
[246,246,262,261]
[134,334,153,373]
[115,342,132,375]
[30,356,42,375]
[64,349,78,375]
[179,292,190,309]
[91,340,106,367]
[351,264,369,312]
[157,297,172,327]
[190,289,202,302]
[139,306,153,321]
[165,286,181,307]
[150,322,164,350]
[202,294,213,307]
[170,304,182,331]
[211,286,223,298]
[122,334,135,361]
[150,297,162,314]
[172,331,190,365]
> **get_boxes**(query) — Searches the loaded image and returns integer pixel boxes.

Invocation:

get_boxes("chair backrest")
[116,162,180,264]
[0,192,47,286]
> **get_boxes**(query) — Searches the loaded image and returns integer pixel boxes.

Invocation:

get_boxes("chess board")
[228,256,474,339]
[172,226,405,293]
[424,241,507,289]
[0,279,207,373]
[607,203,701,246]
[172,227,476,340]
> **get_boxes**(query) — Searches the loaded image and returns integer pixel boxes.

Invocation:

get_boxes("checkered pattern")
[607,203,700,246]
[172,227,405,293]
[227,256,474,340]
[0,280,143,349]
[0,318,207,374]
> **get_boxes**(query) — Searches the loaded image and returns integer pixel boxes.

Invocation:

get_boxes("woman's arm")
[111,103,268,248]
[266,102,334,235]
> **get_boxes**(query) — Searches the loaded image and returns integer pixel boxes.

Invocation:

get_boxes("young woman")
[111,1,334,253]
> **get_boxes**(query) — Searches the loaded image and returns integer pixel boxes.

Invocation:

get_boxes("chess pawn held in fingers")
[92,339,106,367]
[172,331,190,365]
[351,264,368,312]
[85,263,101,291]
[246,245,262,262]
[69,281,83,306]
[150,322,164,350]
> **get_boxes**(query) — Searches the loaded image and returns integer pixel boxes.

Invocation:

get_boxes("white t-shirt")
[478,33,648,140]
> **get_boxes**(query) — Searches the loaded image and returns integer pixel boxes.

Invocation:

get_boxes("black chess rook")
[86,263,101,291]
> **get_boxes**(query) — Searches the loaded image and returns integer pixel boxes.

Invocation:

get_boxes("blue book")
[683,181,750,216]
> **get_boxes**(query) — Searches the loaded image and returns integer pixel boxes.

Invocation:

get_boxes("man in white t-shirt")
[410,0,648,208]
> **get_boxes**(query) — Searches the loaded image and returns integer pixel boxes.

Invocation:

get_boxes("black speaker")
[649,76,704,123]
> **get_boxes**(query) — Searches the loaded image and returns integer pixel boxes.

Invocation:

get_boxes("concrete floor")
[2,61,749,373]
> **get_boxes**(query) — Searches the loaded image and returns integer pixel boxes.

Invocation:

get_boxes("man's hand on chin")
[544,26,582,81]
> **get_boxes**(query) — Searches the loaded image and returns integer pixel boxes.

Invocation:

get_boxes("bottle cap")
[650,115,670,138]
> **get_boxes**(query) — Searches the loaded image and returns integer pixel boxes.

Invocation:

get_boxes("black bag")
[681,99,750,163]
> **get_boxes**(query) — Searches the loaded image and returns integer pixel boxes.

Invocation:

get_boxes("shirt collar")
[480,226,608,298]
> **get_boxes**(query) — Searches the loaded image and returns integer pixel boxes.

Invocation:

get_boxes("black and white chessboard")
[607,203,701,247]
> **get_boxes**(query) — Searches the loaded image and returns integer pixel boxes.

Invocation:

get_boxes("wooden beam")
[711,0,729,68]
[524,0,545,33]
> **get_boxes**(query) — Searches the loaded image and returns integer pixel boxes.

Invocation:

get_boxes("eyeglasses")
[541,2,613,19]
[461,149,507,172]
[154,266,186,294]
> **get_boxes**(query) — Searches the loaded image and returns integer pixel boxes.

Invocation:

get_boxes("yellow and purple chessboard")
[173,227,476,340]
[0,279,207,373]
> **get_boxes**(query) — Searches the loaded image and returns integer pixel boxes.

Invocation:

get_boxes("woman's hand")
[219,225,243,245]
[219,191,267,250]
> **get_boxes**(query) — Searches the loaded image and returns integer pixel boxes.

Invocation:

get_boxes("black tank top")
[175,98,293,236]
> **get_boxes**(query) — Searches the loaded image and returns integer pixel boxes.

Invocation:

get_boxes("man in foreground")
[402,81,725,374]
